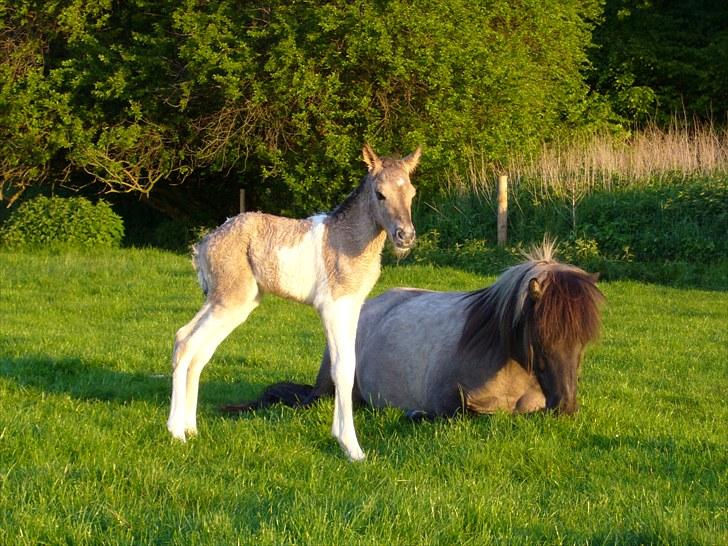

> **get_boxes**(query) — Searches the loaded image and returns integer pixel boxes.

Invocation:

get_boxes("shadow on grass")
[0,354,273,410]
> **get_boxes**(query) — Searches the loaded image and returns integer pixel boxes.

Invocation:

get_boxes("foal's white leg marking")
[167,295,258,440]
[182,300,259,434]
[168,303,213,440]
[320,296,365,461]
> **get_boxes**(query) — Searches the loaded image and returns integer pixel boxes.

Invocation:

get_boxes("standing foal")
[167,144,420,460]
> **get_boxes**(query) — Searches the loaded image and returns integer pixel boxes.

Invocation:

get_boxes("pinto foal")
[167,144,420,460]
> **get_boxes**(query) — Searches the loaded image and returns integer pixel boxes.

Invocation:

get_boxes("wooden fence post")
[239,189,246,213]
[497,175,508,246]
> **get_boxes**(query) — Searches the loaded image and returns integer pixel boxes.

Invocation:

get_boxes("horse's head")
[525,268,603,415]
[362,143,420,255]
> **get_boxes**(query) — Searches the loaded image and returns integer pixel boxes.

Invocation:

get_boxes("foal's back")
[196,212,326,306]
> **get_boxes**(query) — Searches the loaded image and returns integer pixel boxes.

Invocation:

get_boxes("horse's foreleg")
[321,299,365,461]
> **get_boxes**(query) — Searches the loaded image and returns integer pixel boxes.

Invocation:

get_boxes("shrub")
[0,196,125,249]
[410,179,728,279]
[2,0,604,216]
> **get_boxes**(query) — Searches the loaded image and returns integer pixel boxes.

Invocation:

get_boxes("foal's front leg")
[320,298,365,461]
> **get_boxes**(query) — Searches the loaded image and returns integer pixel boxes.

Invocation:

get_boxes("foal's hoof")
[167,423,187,442]
[347,448,366,462]
[337,440,366,462]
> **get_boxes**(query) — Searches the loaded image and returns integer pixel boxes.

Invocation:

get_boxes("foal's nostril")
[395,227,415,247]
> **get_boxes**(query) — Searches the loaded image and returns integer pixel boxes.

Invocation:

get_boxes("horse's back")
[198,212,325,304]
[354,289,469,414]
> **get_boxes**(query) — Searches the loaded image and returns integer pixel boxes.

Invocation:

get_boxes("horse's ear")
[528,278,543,301]
[402,146,422,174]
[590,272,600,283]
[362,143,382,173]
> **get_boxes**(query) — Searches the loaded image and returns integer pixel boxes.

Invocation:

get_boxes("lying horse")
[222,243,604,418]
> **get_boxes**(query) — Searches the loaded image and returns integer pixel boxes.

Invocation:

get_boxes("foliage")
[0,195,124,249]
[408,179,728,286]
[590,0,728,122]
[0,250,725,544]
[1,0,603,217]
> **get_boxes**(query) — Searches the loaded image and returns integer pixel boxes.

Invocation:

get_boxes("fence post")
[239,189,246,213]
[497,174,508,246]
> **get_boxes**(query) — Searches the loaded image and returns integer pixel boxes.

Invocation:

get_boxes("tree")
[590,0,728,122]
[1,0,605,218]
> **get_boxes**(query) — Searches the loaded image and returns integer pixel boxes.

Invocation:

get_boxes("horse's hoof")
[167,422,187,442]
[169,432,187,442]
[347,448,366,462]
[337,439,366,462]
[405,409,431,422]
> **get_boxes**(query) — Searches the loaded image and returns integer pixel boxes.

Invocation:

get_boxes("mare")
[168,144,421,460]
[223,243,604,419]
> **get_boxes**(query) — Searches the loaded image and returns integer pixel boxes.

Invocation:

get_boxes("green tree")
[2,0,605,218]
[590,0,728,122]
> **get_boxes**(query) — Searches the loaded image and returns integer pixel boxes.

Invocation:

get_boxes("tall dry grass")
[453,121,728,199]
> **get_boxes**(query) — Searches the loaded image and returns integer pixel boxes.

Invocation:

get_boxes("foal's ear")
[528,278,543,300]
[362,143,382,173]
[402,146,422,174]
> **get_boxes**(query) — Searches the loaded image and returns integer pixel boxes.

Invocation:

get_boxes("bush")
[409,179,728,283]
[0,196,125,249]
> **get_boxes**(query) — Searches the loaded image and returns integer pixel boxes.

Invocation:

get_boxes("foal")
[167,144,420,460]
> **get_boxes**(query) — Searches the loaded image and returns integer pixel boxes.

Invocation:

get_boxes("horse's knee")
[516,389,546,413]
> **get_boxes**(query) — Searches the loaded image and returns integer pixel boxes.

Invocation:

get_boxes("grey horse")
[223,243,604,419]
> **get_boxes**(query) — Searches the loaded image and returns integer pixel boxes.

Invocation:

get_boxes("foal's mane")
[331,175,368,219]
[458,243,604,357]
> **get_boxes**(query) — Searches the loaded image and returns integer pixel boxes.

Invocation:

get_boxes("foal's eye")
[375,191,386,201]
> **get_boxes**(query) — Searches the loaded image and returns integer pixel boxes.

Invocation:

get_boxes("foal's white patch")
[276,214,328,304]
[396,177,406,187]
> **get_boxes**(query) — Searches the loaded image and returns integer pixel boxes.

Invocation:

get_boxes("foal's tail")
[220,382,318,414]
[192,241,211,297]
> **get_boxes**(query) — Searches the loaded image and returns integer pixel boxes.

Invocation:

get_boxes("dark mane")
[331,175,368,219]
[535,268,604,348]
[457,253,604,359]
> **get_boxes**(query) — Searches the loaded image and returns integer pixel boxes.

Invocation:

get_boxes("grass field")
[0,249,726,545]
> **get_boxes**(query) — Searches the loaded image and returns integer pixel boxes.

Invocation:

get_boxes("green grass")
[1,249,726,545]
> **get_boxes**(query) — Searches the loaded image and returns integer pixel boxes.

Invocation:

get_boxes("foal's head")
[362,143,420,254]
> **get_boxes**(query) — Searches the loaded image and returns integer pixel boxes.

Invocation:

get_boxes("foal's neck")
[327,183,385,260]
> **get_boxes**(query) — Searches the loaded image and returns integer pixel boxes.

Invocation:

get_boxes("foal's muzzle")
[394,227,416,248]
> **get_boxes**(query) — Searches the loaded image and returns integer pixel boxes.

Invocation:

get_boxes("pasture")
[0,249,726,545]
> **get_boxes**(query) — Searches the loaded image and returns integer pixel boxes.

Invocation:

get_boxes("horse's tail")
[219,382,318,414]
[192,241,210,298]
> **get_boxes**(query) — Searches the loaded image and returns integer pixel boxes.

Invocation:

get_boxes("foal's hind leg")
[168,292,259,440]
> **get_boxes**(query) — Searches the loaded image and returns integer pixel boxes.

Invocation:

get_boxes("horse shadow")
[0,354,272,411]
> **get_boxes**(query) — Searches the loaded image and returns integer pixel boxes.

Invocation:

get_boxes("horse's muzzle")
[394,227,416,248]
[547,395,579,415]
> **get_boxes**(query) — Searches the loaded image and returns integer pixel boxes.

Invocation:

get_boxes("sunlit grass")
[1,249,726,545]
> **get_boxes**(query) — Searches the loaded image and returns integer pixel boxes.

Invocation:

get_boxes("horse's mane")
[331,175,368,219]
[458,242,604,358]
